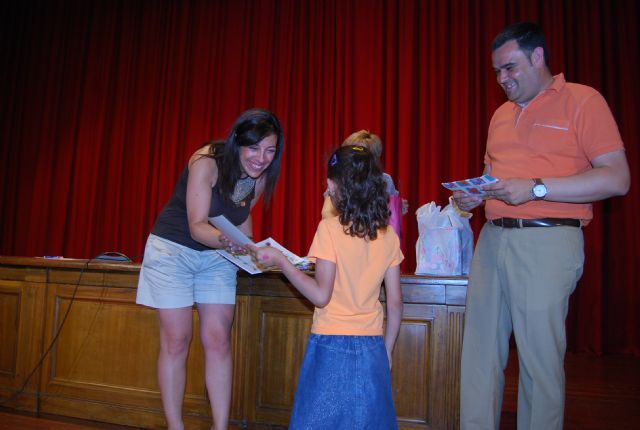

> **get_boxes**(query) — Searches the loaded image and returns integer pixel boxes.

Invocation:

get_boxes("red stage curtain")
[1,0,638,354]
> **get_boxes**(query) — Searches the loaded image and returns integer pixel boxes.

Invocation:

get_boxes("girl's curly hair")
[328,145,390,240]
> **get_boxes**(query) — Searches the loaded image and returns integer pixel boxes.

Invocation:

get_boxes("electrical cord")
[0,252,132,409]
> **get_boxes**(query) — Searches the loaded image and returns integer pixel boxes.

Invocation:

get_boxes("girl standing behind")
[320,130,408,246]
[249,145,404,429]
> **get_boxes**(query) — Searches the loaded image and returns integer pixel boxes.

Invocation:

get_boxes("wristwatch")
[531,178,547,200]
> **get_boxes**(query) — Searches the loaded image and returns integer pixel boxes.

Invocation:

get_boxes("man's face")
[492,39,544,106]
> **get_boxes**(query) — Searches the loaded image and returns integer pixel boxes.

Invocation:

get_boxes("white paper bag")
[415,198,474,276]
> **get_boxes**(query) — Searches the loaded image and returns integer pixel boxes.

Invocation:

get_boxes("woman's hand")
[219,235,248,255]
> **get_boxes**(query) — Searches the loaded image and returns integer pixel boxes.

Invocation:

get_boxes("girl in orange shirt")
[249,145,404,429]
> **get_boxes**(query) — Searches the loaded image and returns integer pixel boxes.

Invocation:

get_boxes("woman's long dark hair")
[206,108,284,204]
[328,145,389,240]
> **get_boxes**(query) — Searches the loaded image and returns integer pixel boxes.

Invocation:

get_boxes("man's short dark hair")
[492,22,550,67]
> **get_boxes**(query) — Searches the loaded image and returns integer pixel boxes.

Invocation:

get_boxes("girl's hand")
[219,234,248,255]
[246,243,284,268]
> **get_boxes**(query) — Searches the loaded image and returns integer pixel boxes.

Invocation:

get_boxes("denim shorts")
[136,234,238,308]
[289,334,398,430]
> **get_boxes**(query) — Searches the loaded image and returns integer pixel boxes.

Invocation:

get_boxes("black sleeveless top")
[151,166,255,251]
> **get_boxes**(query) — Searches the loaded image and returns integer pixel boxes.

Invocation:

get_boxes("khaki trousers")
[460,222,584,430]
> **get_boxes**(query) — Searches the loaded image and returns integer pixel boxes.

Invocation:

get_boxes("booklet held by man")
[209,215,305,274]
[441,174,498,196]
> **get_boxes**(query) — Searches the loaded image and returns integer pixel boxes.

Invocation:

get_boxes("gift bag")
[415,197,474,276]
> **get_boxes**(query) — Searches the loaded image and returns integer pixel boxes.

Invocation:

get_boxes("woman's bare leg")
[196,303,235,430]
[157,307,193,430]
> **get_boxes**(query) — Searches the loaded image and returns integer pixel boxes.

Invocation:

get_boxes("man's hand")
[482,178,533,206]
[452,190,484,212]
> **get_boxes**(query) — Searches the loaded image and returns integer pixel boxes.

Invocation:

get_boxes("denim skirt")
[289,334,398,430]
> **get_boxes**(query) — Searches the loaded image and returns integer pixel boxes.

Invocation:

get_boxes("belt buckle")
[517,218,523,228]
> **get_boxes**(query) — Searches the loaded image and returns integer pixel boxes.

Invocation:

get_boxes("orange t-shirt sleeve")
[576,92,625,160]
[308,220,336,263]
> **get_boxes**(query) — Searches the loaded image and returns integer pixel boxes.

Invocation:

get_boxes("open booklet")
[441,174,498,196]
[209,215,305,274]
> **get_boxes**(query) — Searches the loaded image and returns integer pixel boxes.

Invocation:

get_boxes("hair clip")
[329,153,338,166]
[351,146,364,152]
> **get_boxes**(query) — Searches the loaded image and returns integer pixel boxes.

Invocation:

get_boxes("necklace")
[231,176,256,206]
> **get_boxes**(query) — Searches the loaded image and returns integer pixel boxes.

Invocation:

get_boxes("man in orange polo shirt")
[454,22,630,430]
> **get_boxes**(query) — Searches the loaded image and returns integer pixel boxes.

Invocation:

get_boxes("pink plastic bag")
[389,194,403,247]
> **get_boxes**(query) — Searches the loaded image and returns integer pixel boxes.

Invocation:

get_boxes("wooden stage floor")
[1,351,639,430]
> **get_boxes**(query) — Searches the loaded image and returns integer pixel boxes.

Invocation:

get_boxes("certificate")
[441,174,498,196]
[209,215,304,274]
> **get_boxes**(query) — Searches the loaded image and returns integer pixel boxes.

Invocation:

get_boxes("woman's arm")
[237,216,253,240]
[185,153,225,249]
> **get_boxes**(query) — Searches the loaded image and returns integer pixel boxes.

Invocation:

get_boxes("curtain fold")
[1,0,638,354]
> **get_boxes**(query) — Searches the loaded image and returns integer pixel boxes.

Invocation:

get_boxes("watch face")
[533,184,547,197]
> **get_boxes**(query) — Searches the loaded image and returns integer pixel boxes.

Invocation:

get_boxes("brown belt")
[490,217,581,228]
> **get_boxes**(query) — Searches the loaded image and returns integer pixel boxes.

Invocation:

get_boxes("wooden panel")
[0,288,19,378]
[445,285,468,306]
[230,295,251,423]
[44,286,159,391]
[48,268,106,288]
[0,258,467,430]
[40,285,159,396]
[1,284,27,392]
[249,297,314,425]
[0,280,46,412]
[0,265,47,284]
[444,307,465,430]
[36,282,251,429]
[37,284,168,428]
[393,304,449,430]
[103,271,143,288]
[392,309,433,427]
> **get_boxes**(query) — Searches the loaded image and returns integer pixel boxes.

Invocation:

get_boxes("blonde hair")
[342,130,382,159]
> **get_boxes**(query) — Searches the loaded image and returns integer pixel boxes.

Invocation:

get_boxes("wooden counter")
[0,257,466,429]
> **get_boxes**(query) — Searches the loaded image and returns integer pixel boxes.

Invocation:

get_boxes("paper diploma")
[441,174,498,196]
[209,215,255,246]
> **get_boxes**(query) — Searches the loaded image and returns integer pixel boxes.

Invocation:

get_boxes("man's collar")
[512,73,565,111]
[548,73,566,92]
